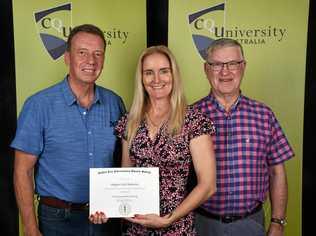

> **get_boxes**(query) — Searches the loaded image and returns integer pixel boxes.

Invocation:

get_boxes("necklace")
[146,111,170,129]
[147,114,162,128]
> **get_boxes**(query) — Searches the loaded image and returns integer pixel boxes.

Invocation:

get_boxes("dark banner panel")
[147,0,168,46]
[0,0,18,235]
[303,0,315,235]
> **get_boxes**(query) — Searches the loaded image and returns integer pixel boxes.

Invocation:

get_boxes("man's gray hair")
[206,38,244,58]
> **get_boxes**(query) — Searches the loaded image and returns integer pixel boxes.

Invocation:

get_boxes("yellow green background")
[13,0,147,112]
[169,1,309,235]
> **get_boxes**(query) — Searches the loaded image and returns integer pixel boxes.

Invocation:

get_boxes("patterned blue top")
[11,78,125,203]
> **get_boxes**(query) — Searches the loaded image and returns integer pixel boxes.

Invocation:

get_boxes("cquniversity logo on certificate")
[34,3,72,60]
[188,2,225,60]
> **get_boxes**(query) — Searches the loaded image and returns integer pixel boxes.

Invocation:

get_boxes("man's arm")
[268,163,288,236]
[14,150,42,236]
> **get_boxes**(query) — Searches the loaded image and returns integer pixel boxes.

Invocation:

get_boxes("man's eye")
[94,51,104,57]
[79,51,87,56]
[212,63,223,67]
[212,63,222,67]
[228,61,239,66]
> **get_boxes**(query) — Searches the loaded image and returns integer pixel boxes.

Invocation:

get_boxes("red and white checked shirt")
[193,92,294,215]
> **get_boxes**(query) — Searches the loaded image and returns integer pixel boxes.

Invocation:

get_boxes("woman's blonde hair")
[127,45,187,146]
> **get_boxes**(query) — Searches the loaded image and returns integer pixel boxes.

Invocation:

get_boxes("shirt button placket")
[226,113,234,211]
[86,111,94,167]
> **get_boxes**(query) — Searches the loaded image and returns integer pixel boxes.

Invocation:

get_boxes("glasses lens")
[227,61,241,70]
[208,61,243,71]
[211,63,222,71]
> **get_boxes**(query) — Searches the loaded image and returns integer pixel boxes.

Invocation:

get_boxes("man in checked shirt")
[193,38,294,236]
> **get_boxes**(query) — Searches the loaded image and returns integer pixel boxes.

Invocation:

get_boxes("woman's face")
[142,52,173,101]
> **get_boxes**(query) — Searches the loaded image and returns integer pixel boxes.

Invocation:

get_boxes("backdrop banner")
[12,0,146,234]
[169,1,309,235]
[13,0,146,111]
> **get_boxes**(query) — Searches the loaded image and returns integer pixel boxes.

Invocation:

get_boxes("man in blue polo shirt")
[11,24,125,236]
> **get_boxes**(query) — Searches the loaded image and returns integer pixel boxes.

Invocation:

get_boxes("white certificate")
[89,167,159,218]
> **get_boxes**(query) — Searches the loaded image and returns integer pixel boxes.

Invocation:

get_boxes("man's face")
[204,46,246,98]
[64,32,105,86]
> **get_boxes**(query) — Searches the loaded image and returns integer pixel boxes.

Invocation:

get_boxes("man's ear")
[242,60,247,70]
[64,51,70,66]
[204,62,208,75]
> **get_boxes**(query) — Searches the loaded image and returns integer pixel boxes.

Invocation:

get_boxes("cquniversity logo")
[188,3,225,60]
[34,3,72,60]
[189,2,287,53]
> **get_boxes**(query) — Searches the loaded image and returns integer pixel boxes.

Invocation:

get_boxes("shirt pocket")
[239,129,269,175]
[241,133,267,156]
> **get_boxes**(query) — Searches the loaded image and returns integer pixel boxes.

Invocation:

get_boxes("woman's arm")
[167,134,216,224]
[121,139,134,167]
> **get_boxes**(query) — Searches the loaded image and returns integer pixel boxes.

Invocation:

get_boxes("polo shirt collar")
[93,85,101,105]
[62,77,76,106]
[62,76,101,106]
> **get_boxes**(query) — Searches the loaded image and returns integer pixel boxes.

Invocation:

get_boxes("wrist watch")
[271,217,287,226]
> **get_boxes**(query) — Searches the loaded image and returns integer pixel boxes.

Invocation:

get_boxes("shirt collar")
[93,86,101,104]
[62,76,76,106]
[62,76,101,106]
[209,90,243,112]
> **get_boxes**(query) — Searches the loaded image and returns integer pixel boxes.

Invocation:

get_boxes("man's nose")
[219,64,230,74]
[87,53,96,64]
[222,63,230,70]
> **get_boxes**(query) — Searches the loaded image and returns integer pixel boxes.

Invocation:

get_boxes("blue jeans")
[38,203,121,236]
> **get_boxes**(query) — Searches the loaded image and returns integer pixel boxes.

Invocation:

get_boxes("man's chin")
[81,75,99,83]
[218,88,239,96]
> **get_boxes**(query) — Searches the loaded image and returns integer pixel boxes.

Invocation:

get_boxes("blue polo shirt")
[11,78,125,203]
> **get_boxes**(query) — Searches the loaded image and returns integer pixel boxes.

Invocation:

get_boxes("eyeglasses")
[206,60,244,71]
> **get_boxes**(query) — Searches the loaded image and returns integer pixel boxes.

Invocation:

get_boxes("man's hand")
[23,225,42,236]
[89,211,109,224]
[267,222,284,236]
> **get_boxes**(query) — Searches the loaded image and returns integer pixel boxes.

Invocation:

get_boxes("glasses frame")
[206,60,244,71]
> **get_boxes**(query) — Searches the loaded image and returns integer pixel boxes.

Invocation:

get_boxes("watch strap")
[271,217,287,226]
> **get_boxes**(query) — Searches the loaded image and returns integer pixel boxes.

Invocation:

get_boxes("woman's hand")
[125,213,172,229]
[89,211,108,224]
